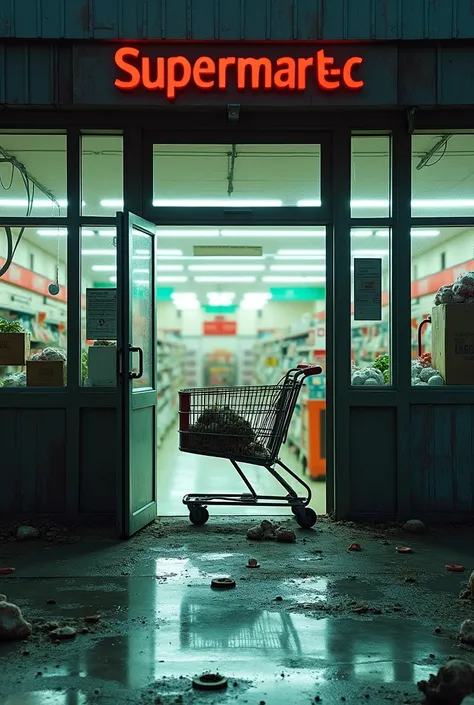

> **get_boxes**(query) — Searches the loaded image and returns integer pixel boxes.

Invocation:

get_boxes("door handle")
[129,345,144,379]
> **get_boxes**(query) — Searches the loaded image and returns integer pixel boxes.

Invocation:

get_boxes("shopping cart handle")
[296,364,323,377]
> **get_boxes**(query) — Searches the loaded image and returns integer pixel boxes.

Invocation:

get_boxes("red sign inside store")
[114,47,364,100]
[204,320,237,336]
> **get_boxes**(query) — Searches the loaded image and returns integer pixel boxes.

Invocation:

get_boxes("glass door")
[117,211,157,537]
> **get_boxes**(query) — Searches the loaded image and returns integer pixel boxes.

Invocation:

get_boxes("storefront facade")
[1,0,474,534]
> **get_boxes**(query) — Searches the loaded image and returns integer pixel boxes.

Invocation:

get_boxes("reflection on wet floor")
[1,518,473,704]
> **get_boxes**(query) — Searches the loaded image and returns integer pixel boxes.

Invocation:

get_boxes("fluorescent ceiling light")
[109,276,117,283]
[375,230,390,237]
[220,229,325,237]
[270,265,325,272]
[82,249,116,256]
[92,265,116,272]
[351,199,389,209]
[296,199,322,207]
[99,230,116,237]
[188,264,265,272]
[157,249,183,256]
[156,264,184,272]
[353,249,388,256]
[82,230,95,237]
[152,199,282,207]
[157,229,220,237]
[351,230,373,237]
[263,276,326,283]
[100,199,123,208]
[37,229,68,236]
[278,250,325,256]
[0,198,68,208]
[157,276,188,283]
[411,229,440,237]
[412,199,474,208]
[194,276,256,283]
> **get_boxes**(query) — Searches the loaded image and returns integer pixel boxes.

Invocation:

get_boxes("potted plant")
[0,318,30,366]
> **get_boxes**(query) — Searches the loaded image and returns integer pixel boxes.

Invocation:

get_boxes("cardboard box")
[432,304,474,385]
[0,333,30,366]
[26,360,65,387]
[87,345,116,387]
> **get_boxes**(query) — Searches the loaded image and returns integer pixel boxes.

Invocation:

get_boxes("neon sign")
[114,47,364,100]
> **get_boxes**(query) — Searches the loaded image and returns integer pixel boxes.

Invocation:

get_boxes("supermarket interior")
[1,132,474,517]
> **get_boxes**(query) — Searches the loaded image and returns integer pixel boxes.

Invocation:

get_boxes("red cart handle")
[296,364,323,377]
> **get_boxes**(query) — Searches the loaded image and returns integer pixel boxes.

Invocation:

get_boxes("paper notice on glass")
[353,259,382,321]
[86,288,117,340]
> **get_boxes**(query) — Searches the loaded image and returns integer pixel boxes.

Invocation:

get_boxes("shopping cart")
[178,364,322,528]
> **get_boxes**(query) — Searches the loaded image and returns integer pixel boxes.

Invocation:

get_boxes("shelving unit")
[157,335,186,448]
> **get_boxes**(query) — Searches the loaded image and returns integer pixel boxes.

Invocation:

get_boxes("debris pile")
[0,595,32,641]
[247,520,296,543]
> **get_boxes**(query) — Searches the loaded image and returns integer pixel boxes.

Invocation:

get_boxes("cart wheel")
[189,506,209,526]
[295,507,317,529]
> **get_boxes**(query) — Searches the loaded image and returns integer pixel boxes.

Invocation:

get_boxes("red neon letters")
[114,47,364,100]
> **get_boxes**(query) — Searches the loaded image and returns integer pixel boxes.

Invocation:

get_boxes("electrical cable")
[0,162,14,190]
[0,158,36,277]
[422,141,448,168]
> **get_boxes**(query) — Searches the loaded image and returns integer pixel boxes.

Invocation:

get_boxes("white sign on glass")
[86,288,117,340]
[353,259,382,321]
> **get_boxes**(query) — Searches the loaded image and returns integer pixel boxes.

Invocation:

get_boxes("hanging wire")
[422,141,448,168]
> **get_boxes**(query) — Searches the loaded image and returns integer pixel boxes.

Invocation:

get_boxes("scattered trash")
[192,673,228,691]
[247,558,260,568]
[348,543,361,552]
[418,659,474,705]
[16,526,40,541]
[275,527,296,543]
[459,620,474,645]
[84,614,101,623]
[0,597,32,641]
[447,564,466,573]
[49,626,76,640]
[403,519,427,534]
[396,546,413,554]
[0,568,15,575]
[211,578,236,590]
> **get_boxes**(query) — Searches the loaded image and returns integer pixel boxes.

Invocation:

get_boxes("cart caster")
[294,507,317,529]
[189,506,209,526]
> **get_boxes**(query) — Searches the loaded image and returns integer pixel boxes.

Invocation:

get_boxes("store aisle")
[157,426,326,517]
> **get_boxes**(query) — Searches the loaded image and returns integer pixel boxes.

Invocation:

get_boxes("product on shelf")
[372,353,390,383]
[351,366,385,386]
[30,347,66,362]
[0,317,30,366]
[411,361,444,386]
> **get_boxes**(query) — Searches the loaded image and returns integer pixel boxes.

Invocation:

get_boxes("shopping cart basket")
[178,364,322,528]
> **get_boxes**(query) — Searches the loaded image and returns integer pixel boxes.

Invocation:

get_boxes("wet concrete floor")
[0,517,473,704]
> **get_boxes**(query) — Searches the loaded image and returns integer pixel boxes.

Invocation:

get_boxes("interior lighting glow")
[351,199,389,209]
[109,276,117,283]
[156,264,184,272]
[412,199,474,208]
[194,276,256,283]
[99,230,116,237]
[188,264,265,272]
[37,229,68,236]
[220,229,325,237]
[92,265,117,272]
[174,300,200,310]
[411,230,440,237]
[0,198,68,208]
[207,292,236,300]
[375,230,389,237]
[270,264,325,272]
[157,276,188,283]
[82,249,116,255]
[100,199,124,208]
[295,199,322,207]
[263,276,325,283]
[152,199,282,207]
[157,229,220,237]
[351,230,373,237]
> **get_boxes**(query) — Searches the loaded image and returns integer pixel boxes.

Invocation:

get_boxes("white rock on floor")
[16,526,40,541]
[50,626,76,640]
[460,620,474,644]
[0,598,32,641]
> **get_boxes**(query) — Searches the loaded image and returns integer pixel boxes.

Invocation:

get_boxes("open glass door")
[117,211,157,537]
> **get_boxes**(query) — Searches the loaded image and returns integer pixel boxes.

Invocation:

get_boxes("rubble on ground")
[0,595,32,641]
[16,526,40,541]
[459,620,474,644]
[403,519,428,534]
[418,659,474,704]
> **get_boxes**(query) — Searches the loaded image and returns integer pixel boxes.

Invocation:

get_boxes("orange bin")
[307,399,326,479]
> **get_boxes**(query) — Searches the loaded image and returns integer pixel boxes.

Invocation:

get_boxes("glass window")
[131,227,154,390]
[82,135,123,217]
[0,133,66,217]
[411,226,474,387]
[412,134,474,217]
[0,226,67,387]
[153,144,321,208]
[81,226,117,387]
[351,228,391,387]
[351,136,391,218]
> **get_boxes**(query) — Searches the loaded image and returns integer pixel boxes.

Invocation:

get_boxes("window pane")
[81,227,117,387]
[0,133,66,217]
[412,134,474,217]
[82,135,123,217]
[131,227,154,389]
[0,226,67,387]
[153,144,321,207]
[411,225,474,387]
[351,228,391,386]
[351,136,391,218]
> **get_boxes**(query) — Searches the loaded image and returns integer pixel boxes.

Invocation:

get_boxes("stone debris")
[275,527,296,543]
[84,614,101,623]
[16,526,40,541]
[50,626,77,640]
[246,520,295,542]
[459,620,474,644]
[418,659,474,705]
[469,571,474,597]
[0,596,32,641]
[403,519,427,534]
